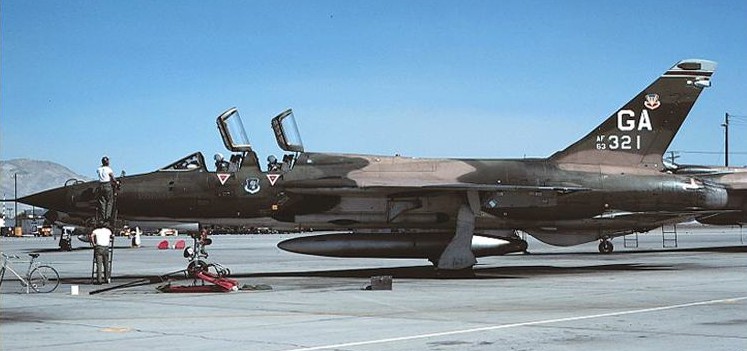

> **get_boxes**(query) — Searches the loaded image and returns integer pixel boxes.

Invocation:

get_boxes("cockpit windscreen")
[159,152,206,171]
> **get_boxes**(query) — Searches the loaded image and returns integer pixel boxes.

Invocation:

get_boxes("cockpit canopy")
[160,152,206,171]
[216,107,304,154]
[217,107,253,153]
[159,107,304,173]
[271,109,304,153]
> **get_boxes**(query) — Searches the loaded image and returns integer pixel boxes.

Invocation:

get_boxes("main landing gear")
[598,238,614,254]
[436,204,478,270]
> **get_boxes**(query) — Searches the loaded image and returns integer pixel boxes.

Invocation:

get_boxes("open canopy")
[216,107,253,153]
[216,107,304,154]
[271,109,304,153]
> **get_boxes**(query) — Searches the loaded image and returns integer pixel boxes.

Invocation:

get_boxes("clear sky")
[2,0,746,178]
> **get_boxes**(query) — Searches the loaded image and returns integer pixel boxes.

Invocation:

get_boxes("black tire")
[598,241,614,254]
[29,265,60,293]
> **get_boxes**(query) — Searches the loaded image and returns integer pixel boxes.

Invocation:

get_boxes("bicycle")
[0,252,60,293]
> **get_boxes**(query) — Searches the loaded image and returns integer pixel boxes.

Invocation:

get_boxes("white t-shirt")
[92,228,112,246]
[97,166,113,183]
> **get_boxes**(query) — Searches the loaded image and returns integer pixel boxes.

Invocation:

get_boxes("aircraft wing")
[418,183,590,194]
[282,180,591,212]
[282,179,590,195]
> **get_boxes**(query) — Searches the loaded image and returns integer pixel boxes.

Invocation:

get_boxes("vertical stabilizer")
[550,59,716,170]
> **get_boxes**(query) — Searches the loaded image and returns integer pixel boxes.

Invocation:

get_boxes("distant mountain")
[1,159,90,213]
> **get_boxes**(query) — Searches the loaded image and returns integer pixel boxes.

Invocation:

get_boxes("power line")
[672,151,747,155]
[725,115,747,125]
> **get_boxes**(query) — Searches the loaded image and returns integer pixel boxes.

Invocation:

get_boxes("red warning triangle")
[216,173,231,185]
[266,173,281,186]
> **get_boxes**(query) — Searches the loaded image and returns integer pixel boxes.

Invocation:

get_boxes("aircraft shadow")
[59,271,184,286]
[526,245,747,256]
[50,263,674,286]
[625,245,747,254]
[46,245,745,285]
[231,263,674,280]
[30,247,90,253]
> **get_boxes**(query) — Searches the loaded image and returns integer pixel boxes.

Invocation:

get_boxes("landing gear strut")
[437,204,477,270]
[598,239,614,254]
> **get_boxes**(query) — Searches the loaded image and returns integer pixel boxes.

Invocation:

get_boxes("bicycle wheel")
[29,265,60,293]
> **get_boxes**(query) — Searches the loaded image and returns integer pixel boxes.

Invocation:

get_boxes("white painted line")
[283,296,747,351]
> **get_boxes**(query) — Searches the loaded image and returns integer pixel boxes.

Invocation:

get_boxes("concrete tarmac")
[1,225,746,350]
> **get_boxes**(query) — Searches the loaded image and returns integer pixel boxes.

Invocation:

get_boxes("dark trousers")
[97,183,114,225]
[94,245,110,283]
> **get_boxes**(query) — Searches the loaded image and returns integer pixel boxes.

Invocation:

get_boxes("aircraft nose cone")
[18,187,70,211]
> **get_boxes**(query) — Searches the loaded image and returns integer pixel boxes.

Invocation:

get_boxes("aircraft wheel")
[598,240,614,254]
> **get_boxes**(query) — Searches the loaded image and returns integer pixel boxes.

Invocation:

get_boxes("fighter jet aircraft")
[20,59,730,270]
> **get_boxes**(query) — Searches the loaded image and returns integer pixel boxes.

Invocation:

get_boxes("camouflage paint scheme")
[21,59,744,269]
[670,165,747,225]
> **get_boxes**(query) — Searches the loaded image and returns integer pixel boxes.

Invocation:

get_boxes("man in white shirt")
[96,156,119,227]
[91,227,112,284]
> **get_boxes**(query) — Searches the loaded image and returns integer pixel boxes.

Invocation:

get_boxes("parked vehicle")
[158,228,178,236]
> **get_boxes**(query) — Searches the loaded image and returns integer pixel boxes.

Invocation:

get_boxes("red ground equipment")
[157,230,238,293]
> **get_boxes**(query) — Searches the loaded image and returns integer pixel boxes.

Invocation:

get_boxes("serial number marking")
[596,134,641,150]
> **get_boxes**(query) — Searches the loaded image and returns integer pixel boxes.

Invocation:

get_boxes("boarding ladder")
[661,224,678,248]
[739,225,744,245]
[90,193,118,283]
[623,233,639,248]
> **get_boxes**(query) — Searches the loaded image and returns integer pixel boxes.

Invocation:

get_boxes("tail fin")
[550,59,716,170]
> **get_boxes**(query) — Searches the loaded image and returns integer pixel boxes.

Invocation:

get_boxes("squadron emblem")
[244,177,261,194]
[644,93,660,110]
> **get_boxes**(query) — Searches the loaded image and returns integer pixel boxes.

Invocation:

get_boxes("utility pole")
[722,113,729,167]
[14,173,19,235]
[667,151,680,165]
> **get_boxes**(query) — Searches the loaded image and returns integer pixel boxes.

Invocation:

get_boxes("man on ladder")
[96,156,120,227]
